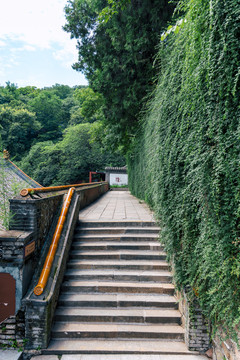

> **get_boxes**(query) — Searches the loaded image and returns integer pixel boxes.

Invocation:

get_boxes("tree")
[64,0,174,151]
[48,84,73,99]
[28,90,65,141]
[70,87,104,124]
[0,82,20,105]
[0,105,40,160]
[20,123,125,186]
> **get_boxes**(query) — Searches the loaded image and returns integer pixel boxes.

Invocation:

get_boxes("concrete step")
[54,308,181,324]
[32,354,208,360]
[64,269,172,283]
[61,280,175,295]
[74,233,159,242]
[44,339,202,355]
[73,234,160,241]
[77,221,159,228]
[47,216,190,357]
[51,323,184,340]
[72,241,162,251]
[0,350,23,360]
[67,259,169,270]
[69,250,167,261]
[58,293,178,309]
[75,227,160,235]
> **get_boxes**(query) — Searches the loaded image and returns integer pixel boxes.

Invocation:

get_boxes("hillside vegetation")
[0,84,125,185]
[128,0,240,337]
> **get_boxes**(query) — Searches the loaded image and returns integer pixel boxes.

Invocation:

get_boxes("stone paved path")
[79,190,154,222]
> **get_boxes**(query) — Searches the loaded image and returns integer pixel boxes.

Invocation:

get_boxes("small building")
[105,166,128,186]
[0,151,41,229]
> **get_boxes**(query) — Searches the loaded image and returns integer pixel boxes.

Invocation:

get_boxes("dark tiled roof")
[105,166,127,171]
[0,159,42,188]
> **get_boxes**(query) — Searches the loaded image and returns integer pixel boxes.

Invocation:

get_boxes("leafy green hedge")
[128,0,240,338]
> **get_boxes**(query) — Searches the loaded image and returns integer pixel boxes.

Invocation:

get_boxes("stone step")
[44,339,200,355]
[54,307,181,324]
[69,250,166,261]
[73,234,160,242]
[77,221,159,228]
[75,227,160,235]
[64,269,172,283]
[51,323,184,340]
[47,214,189,358]
[58,293,178,309]
[61,280,175,295]
[72,241,162,251]
[0,350,23,360]
[67,259,169,270]
[33,354,208,360]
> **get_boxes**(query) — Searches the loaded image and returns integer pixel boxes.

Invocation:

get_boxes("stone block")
[0,350,22,360]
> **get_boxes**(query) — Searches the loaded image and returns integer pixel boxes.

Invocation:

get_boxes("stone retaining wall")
[0,231,35,350]
[0,312,25,349]
[176,290,240,360]
[10,194,63,250]
[176,290,211,353]
[0,183,109,350]
[212,330,240,360]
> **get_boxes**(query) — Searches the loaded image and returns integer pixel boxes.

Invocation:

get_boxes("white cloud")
[0,0,87,87]
[0,0,78,63]
[10,45,36,54]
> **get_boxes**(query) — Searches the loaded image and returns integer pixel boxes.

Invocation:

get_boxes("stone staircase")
[44,220,199,356]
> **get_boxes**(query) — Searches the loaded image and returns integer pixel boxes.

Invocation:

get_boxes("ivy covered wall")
[128,0,240,338]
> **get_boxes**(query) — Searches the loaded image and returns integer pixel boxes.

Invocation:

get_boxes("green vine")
[0,338,28,352]
[161,18,187,41]
[128,0,240,340]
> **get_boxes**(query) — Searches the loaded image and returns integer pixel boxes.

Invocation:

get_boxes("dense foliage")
[0,83,125,185]
[20,123,124,186]
[128,0,240,337]
[64,0,174,150]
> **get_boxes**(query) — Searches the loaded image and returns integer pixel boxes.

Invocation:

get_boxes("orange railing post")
[20,182,103,197]
[34,187,75,296]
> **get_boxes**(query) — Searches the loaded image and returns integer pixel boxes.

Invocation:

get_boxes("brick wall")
[177,290,211,353]
[0,312,25,349]
[0,231,33,262]
[9,194,63,250]
[176,289,240,359]
[0,231,34,350]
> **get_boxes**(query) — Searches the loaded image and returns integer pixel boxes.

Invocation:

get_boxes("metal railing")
[34,187,75,296]
[20,182,104,197]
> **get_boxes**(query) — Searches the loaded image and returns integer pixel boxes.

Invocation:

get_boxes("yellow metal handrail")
[20,182,104,197]
[34,187,75,296]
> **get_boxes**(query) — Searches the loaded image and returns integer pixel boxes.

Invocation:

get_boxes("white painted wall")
[109,173,128,186]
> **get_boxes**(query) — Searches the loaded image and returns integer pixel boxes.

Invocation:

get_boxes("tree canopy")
[64,0,174,151]
[20,122,125,186]
[0,83,125,184]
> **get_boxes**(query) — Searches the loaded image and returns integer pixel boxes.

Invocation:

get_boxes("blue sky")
[0,0,88,88]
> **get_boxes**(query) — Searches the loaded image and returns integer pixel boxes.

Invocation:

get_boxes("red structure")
[0,273,16,322]
[89,171,106,183]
